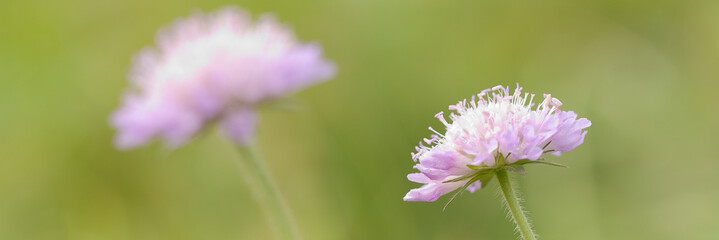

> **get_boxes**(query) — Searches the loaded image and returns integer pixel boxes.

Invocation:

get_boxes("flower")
[404,85,591,202]
[111,7,336,149]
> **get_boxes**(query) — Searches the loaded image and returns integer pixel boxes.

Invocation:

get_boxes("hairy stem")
[236,144,300,240]
[496,169,537,240]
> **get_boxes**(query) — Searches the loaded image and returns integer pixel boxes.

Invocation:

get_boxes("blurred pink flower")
[111,7,336,149]
[404,85,591,202]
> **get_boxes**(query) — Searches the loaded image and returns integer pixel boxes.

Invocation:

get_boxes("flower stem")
[236,144,300,240]
[496,169,537,240]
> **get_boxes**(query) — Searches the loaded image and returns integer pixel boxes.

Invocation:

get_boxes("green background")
[1,0,718,239]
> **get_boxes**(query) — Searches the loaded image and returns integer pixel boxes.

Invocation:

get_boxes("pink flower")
[404,85,591,202]
[111,7,336,149]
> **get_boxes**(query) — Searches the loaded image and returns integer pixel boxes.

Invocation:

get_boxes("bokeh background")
[2,0,719,239]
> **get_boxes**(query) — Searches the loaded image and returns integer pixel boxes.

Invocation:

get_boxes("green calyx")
[442,153,566,210]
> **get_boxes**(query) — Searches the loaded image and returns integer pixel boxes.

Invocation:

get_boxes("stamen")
[435,112,450,126]
[550,97,563,108]
[428,126,444,137]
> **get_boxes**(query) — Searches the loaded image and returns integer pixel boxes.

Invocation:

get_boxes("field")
[1,0,718,239]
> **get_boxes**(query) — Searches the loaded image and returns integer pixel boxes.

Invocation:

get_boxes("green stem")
[496,169,537,240]
[236,144,300,240]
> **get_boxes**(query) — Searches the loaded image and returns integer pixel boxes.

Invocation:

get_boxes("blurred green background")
[2,0,718,239]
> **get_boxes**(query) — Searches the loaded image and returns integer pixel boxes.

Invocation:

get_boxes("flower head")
[404,85,591,202]
[111,7,336,149]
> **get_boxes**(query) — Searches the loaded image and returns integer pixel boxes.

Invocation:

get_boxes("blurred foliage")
[1,0,719,239]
